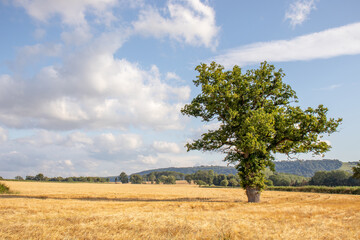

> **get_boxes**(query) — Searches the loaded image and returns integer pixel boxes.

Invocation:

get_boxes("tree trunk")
[246,187,261,203]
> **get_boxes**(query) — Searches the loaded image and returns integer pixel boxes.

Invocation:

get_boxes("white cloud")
[11,43,62,71]
[14,0,118,26]
[0,127,226,178]
[166,72,181,81]
[16,130,63,146]
[64,132,93,148]
[0,127,8,143]
[33,28,46,40]
[138,155,158,165]
[152,141,181,153]
[213,22,360,68]
[319,84,342,91]
[285,0,316,27]
[61,27,93,45]
[0,33,190,131]
[63,159,73,167]
[92,133,143,154]
[133,0,219,49]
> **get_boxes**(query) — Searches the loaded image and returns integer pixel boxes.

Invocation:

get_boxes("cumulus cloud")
[152,141,181,153]
[0,127,227,178]
[92,133,143,154]
[13,0,118,26]
[11,43,62,71]
[61,26,93,45]
[33,28,46,40]
[138,155,158,165]
[0,127,8,143]
[133,0,219,49]
[16,130,63,146]
[285,0,316,28]
[213,22,360,68]
[0,33,190,131]
[166,72,181,81]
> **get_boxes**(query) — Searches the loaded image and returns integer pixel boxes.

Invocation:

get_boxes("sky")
[0,0,359,178]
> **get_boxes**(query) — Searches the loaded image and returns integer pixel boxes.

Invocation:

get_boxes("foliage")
[15,176,24,180]
[25,174,109,183]
[309,170,360,186]
[130,174,143,184]
[275,159,342,177]
[160,175,176,184]
[268,173,309,186]
[181,61,342,196]
[135,166,238,176]
[192,170,215,185]
[228,178,240,187]
[352,161,360,179]
[213,174,227,185]
[133,159,347,177]
[0,183,11,194]
[0,176,3,180]
[267,186,360,195]
[144,171,184,181]
[185,174,192,184]
[194,180,207,186]
[148,173,156,184]
[265,179,274,186]
[119,172,129,183]
[220,179,229,187]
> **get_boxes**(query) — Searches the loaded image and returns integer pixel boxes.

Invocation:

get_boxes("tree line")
[3,161,359,187]
[115,171,180,184]
[118,164,360,188]
[17,173,110,183]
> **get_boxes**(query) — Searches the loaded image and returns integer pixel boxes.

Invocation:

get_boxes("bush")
[0,183,11,194]
[163,175,176,184]
[130,174,143,184]
[220,179,229,187]
[265,179,274,186]
[309,170,357,186]
[15,176,24,181]
[195,180,207,186]
[228,178,239,187]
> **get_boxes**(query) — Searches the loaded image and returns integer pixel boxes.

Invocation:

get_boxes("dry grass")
[1,181,359,239]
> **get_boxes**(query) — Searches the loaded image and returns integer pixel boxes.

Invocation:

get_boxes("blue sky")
[0,0,359,178]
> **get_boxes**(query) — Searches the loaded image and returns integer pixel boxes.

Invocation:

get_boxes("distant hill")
[131,159,354,178]
[274,159,343,177]
[135,165,238,176]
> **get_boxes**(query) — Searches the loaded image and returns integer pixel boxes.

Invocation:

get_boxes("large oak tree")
[181,62,342,202]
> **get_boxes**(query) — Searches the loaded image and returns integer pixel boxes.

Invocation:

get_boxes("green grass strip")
[267,186,360,195]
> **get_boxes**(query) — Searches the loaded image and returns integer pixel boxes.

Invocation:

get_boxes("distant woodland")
[2,160,359,187]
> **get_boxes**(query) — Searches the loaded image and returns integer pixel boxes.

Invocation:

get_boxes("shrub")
[130,174,143,184]
[220,179,229,187]
[163,175,176,184]
[266,179,274,186]
[228,178,239,187]
[195,180,207,186]
[0,183,11,194]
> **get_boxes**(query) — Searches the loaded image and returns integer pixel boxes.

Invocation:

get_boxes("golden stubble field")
[0,181,359,240]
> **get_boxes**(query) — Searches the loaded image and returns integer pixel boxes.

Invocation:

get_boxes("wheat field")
[0,181,359,239]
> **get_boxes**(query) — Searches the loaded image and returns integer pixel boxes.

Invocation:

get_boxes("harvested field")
[1,181,359,239]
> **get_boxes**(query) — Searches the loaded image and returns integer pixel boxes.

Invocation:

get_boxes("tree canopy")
[353,161,360,179]
[181,61,342,202]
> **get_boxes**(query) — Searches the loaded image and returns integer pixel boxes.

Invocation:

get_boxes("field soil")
[1,181,359,239]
